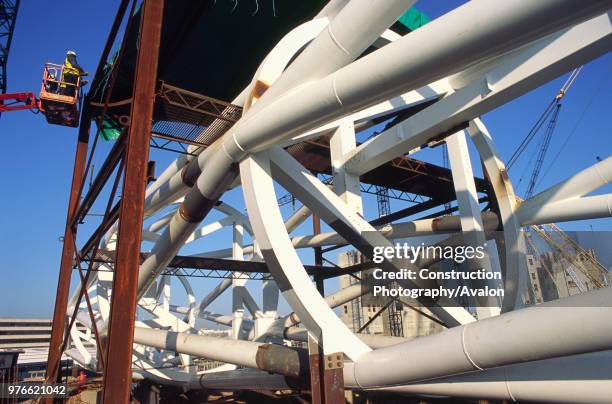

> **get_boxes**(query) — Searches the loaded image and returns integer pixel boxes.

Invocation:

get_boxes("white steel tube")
[200,212,499,258]
[197,279,233,313]
[284,327,410,349]
[244,0,415,115]
[177,348,612,403]
[518,156,612,214]
[188,369,301,391]
[228,0,612,155]
[348,286,612,388]
[367,352,612,403]
[133,327,260,369]
[518,194,612,225]
[183,352,612,402]
[284,205,312,233]
[134,327,308,378]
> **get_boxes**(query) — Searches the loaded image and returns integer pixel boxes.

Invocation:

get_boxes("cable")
[537,65,611,186]
[507,98,557,169]
[515,145,540,193]
[525,103,562,198]
[507,67,582,170]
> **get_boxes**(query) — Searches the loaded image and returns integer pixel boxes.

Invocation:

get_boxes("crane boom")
[522,67,581,198]
[525,103,561,199]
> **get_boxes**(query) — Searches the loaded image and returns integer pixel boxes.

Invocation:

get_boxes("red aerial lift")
[0,62,81,127]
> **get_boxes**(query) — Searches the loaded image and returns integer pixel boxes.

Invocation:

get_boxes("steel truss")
[0,0,19,95]
[91,252,371,281]
[278,176,430,207]
[47,1,612,402]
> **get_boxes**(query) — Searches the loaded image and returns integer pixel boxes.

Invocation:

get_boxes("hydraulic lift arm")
[0,92,39,112]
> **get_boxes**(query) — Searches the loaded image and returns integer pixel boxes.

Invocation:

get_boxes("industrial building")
[0,318,88,380]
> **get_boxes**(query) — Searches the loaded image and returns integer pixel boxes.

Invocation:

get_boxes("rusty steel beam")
[72,239,107,370]
[308,342,345,404]
[308,336,324,404]
[308,203,345,404]
[45,114,91,384]
[71,133,126,227]
[57,158,125,373]
[323,352,345,404]
[102,0,164,401]
[79,202,120,260]
[88,0,133,95]
[71,0,139,218]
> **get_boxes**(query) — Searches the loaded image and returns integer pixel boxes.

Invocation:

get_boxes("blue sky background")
[0,1,610,318]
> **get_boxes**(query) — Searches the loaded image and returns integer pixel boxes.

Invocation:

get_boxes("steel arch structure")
[56,1,612,402]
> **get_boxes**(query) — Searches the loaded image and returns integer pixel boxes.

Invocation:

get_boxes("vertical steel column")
[309,336,345,404]
[322,352,345,404]
[309,190,344,403]
[312,213,324,294]
[102,0,163,402]
[308,336,324,404]
[446,131,501,318]
[46,115,91,383]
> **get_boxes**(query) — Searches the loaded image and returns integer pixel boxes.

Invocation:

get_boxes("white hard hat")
[67,50,77,56]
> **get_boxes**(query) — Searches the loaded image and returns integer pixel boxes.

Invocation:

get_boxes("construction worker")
[61,50,88,96]
[44,72,58,94]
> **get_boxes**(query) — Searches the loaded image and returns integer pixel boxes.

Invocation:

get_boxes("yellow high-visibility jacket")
[61,57,80,88]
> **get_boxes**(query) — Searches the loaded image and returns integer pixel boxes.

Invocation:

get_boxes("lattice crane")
[525,67,582,198]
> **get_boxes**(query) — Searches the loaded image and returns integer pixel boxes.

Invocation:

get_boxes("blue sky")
[0,1,610,317]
